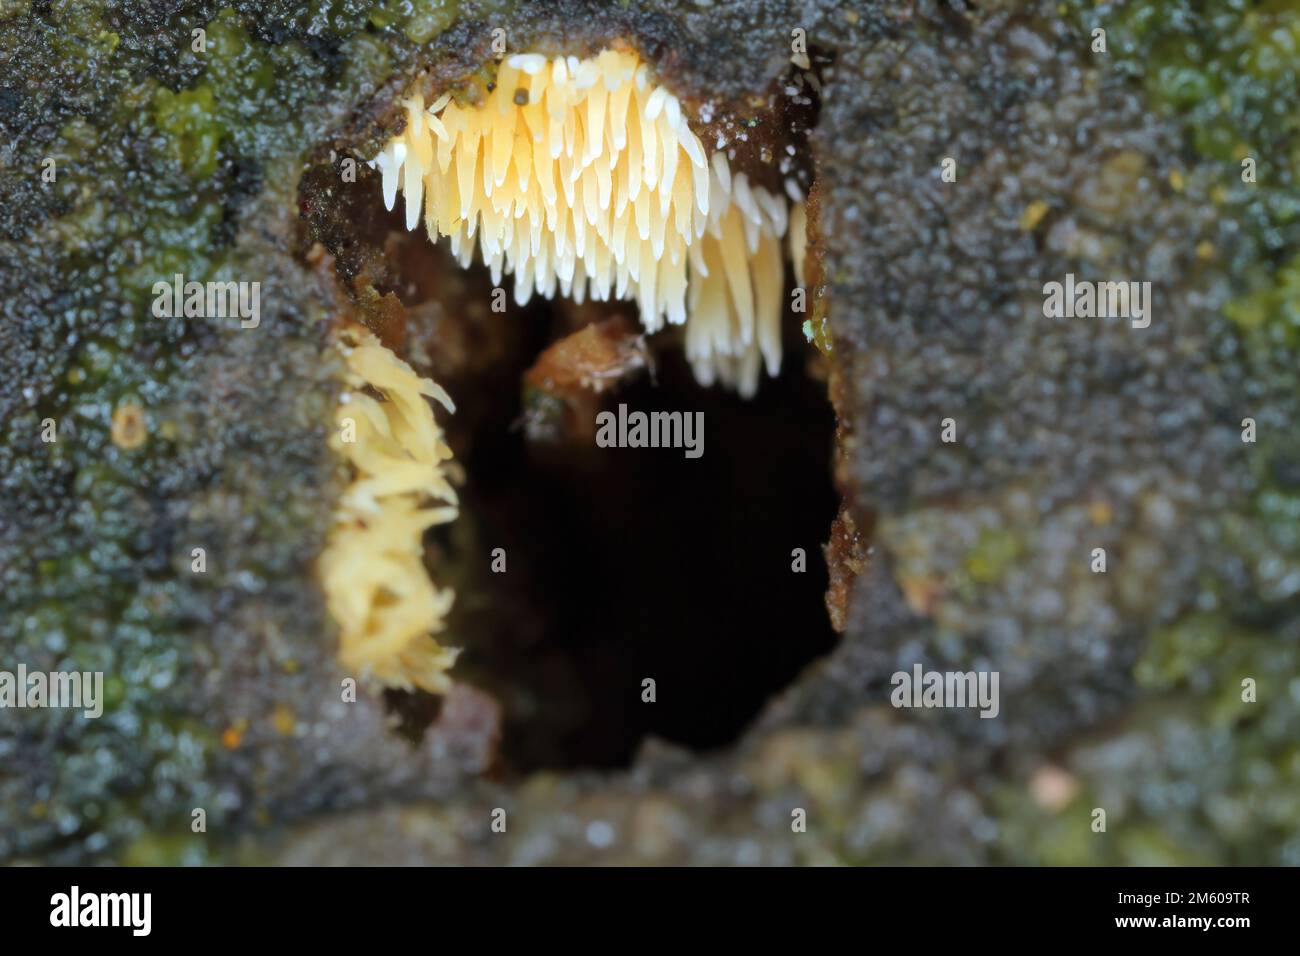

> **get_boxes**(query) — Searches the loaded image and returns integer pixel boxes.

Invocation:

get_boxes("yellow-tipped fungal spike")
[372,49,806,397]
[320,328,460,693]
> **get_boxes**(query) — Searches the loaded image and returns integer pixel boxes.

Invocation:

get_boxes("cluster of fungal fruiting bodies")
[332,48,810,693]
[319,328,460,694]
[372,48,807,397]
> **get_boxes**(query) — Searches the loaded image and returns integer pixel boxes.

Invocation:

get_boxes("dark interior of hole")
[299,56,837,771]
[396,246,841,772]
[456,326,839,771]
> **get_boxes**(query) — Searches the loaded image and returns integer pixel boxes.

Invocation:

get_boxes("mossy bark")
[1,0,1297,863]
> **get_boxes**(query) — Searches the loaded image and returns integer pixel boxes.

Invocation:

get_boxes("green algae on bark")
[3,0,1300,866]
[0,0,469,863]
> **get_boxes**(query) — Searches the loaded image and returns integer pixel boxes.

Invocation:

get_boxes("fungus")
[110,400,148,450]
[318,327,461,694]
[371,48,806,397]
[322,47,827,712]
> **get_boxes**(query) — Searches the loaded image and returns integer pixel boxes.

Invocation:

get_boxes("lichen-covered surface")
[2,0,1297,864]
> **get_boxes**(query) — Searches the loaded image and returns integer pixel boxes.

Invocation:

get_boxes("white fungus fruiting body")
[372,48,806,396]
[319,328,460,693]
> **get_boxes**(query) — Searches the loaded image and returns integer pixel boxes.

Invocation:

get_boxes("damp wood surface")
[1,0,1298,864]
